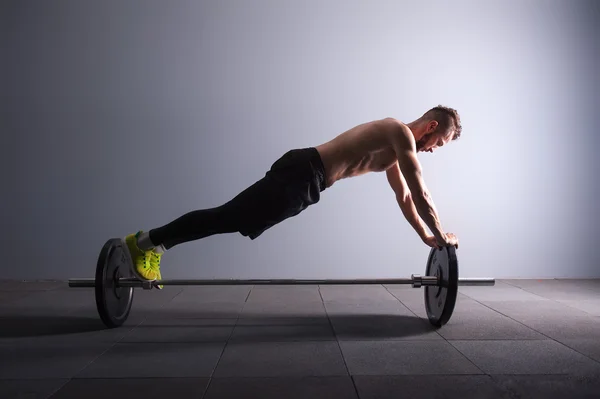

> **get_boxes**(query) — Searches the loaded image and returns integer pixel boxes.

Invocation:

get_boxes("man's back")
[315,118,402,188]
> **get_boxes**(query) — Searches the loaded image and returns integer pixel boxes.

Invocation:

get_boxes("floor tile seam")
[382,285,428,320]
[199,285,254,397]
[546,299,600,316]
[0,377,73,398]
[68,291,154,379]
[496,281,599,302]
[460,289,547,303]
[452,296,600,365]
[384,284,488,375]
[458,296,568,338]
[82,338,567,344]
[318,286,359,398]
[347,371,585,377]
[69,334,132,380]
[382,284,478,352]
[456,298,600,327]
[1,372,584,382]
[135,287,185,329]
[418,334,487,375]
[47,378,72,398]
[552,340,600,366]
[0,376,210,381]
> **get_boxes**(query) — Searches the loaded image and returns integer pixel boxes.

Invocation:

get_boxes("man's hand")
[422,233,459,249]
[440,233,459,249]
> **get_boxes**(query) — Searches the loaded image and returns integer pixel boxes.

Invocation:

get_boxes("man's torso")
[315,118,401,188]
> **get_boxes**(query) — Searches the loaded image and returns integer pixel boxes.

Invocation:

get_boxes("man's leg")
[145,176,281,250]
[140,206,238,250]
[125,170,291,282]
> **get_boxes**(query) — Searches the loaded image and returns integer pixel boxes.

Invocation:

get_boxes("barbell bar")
[68,276,495,288]
[69,238,495,329]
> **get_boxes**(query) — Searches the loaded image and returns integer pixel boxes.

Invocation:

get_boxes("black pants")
[149,147,327,250]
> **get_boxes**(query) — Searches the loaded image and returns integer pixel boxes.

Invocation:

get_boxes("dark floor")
[0,279,599,398]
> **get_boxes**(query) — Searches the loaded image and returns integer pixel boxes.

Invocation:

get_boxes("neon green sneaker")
[124,231,159,281]
[149,249,164,290]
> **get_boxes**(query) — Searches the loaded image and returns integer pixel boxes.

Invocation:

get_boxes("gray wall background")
[2,0,599,280]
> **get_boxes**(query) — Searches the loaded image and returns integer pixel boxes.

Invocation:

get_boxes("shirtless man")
[125,105,462,283]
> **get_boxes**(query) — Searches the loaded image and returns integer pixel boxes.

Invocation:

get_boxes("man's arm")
[385,162,429,239]
[386,121,446,243]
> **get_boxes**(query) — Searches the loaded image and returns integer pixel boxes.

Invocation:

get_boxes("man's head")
[410,105,462,153]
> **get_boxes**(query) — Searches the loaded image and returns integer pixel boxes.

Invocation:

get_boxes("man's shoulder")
[377,118,411,140]
[384,117,409,128]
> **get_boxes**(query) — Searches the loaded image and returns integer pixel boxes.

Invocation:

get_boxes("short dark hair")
[424,105,462,140]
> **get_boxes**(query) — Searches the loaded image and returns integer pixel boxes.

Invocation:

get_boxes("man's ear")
[427,120,438,133]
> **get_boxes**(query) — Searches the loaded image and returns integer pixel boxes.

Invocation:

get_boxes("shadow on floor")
[1,310,440,340]
[136,310,440,340]
[0,315,106,337]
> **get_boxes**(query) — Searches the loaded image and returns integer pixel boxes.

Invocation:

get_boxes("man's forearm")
[396,195,429,239]
[412,195,445,241]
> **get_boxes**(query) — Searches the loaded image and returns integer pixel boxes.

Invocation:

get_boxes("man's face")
[416,129,452,153]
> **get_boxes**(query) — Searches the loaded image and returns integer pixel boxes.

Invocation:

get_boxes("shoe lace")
[137,252,150,270]
[149,251,162,271]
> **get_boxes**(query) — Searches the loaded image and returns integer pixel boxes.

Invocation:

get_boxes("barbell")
[68,238,495,328]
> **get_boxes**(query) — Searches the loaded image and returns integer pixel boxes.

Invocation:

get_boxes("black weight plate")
[95,238,134,328]
[424,246,458,327]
